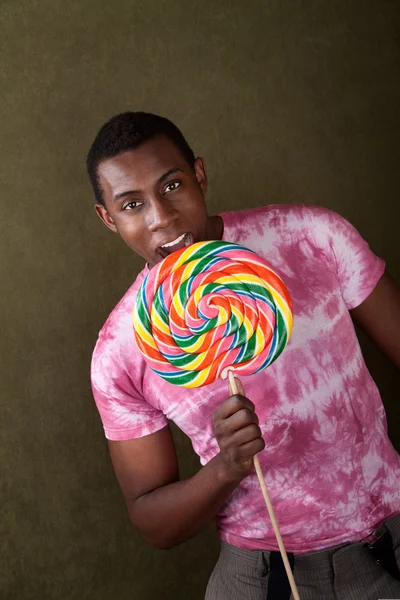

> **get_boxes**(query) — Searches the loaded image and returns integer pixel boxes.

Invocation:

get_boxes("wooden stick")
[228,370,300,600]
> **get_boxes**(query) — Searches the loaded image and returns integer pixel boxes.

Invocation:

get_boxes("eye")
[164,181,180,193]
[122,200,142,211]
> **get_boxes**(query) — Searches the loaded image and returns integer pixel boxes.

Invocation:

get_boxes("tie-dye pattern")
[91,204,400,553]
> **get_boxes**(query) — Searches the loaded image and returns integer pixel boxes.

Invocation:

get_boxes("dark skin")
[95,135,223,268]
[95,136,400,549]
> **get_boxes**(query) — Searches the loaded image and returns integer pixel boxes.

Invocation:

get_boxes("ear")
[194,157,208,194]
[95,204,118,233]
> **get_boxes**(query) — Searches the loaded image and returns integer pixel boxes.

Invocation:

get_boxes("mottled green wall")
[1,1,399,598]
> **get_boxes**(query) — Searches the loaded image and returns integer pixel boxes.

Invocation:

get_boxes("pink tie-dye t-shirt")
[91,204,400,553]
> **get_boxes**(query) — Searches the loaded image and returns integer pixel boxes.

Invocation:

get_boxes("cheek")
[116,219,144,243]
[188,198,207,219]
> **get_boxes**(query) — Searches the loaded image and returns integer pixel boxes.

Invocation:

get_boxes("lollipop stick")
[228,370,300,600]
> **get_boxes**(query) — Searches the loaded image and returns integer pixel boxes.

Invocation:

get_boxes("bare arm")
[109,391,265,549]
[350,271,400,369]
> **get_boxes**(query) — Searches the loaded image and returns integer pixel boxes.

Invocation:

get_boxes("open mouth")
[157,233,193,259]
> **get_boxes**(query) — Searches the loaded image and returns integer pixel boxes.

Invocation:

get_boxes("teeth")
[161,233,186,248]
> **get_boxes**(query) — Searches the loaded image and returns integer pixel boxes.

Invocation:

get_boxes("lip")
[156,232,193,259]
[160,233,186,249]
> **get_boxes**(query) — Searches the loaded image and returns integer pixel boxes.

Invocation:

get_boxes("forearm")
[130,453,241,549]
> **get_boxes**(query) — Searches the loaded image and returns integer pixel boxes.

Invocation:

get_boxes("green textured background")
[1,1,399,598]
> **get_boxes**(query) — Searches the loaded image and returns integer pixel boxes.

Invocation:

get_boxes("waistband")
[220,513,400,571]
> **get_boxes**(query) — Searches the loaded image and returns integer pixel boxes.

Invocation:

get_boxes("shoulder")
[220,203,340,238]
[219,203,346,252]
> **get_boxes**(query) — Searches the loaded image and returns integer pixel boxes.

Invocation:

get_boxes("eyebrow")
[113,168,183,202]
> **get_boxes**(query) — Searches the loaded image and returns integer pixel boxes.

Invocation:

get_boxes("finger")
[230,423,263,446]
[214,394,255,420]
[224,408,259,434]
[235,437,266,460]
[214,407,259,439]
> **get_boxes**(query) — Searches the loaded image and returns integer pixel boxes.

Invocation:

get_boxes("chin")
[148,252,164,268]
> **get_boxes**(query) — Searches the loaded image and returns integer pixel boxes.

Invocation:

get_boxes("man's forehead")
[98,139,187,185]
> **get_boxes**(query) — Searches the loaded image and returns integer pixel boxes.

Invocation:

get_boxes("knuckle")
[248,424,261,438]
[229,394,244,411]
[256,438,266,452]
[239,408,255,424]
[213,421,220,436]
[218,439,228,452]
[229,447,240,463]
[211,412,218,425]
[240,396,255,411]
[213,420,225,438]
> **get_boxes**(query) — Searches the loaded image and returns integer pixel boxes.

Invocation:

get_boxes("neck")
[206,215,224,241]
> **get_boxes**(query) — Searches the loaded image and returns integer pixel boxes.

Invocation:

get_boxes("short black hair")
[86,111,196,206]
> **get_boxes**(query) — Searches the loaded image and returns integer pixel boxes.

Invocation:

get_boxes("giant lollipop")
[133,240,292,385]
[133,240,299,600]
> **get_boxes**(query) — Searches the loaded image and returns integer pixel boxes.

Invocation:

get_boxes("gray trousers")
[205,514,400,600]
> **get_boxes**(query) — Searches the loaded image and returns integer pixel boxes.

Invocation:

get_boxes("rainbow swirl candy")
[133,240,293,388]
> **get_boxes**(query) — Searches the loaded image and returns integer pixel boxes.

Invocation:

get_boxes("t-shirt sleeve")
[304,206,385,310]
[91,337,168,442]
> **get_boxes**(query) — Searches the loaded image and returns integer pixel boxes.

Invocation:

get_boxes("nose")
[147,197,179,232]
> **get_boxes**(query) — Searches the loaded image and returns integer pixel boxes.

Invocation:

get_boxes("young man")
[87,111,400,599]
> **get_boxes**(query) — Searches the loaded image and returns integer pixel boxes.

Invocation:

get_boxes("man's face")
[96,136,218,268]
